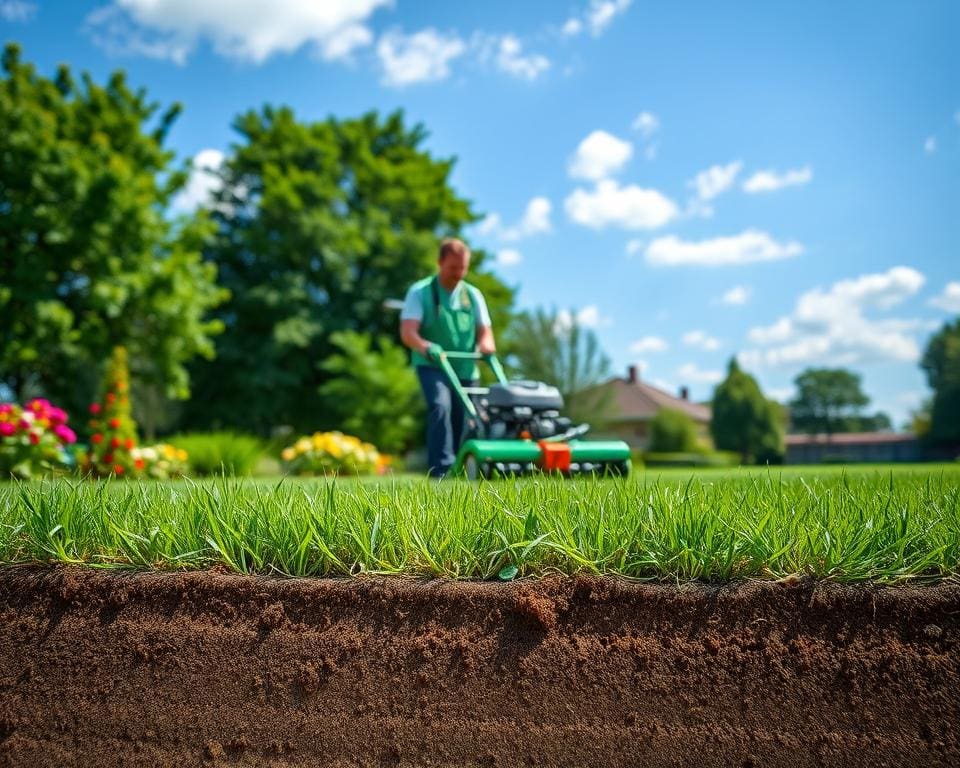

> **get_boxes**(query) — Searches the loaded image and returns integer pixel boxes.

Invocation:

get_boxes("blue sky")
[4,0,959,426]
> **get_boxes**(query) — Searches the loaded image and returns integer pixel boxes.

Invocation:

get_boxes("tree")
[504,307,613,428]
[317,331,423,455]
[0,44,227,422]
[649,408,699,453]
[921,319,960,444]
[789,368,871,437]
[710,358,784,464]
[181,107,514,435]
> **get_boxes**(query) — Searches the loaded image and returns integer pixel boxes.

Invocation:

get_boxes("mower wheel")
[605,459,631,477]
[463,454,492,480]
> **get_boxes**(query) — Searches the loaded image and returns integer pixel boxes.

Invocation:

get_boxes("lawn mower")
[435,350,632,479]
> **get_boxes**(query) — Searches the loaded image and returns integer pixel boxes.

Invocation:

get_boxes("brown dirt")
[1,568,958,767]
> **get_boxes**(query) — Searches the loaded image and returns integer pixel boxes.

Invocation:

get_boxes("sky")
[3,0,959,427]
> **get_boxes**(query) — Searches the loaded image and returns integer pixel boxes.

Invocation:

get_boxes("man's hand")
[477,325,496,355]
[424,342,444,362]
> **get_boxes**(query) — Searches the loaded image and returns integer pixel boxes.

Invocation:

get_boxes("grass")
[0,464,958,583]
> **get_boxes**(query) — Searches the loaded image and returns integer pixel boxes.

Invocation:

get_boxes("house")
[784,432,921,464]
[592,365,711,450]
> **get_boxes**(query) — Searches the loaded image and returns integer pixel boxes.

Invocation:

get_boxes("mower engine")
[479,380,577,440]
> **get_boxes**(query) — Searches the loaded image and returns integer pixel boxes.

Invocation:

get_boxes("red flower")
[91,433,103,444]
[125,438,135,450]
[134,458,145,470]
[111,437,122,449]
[114,465,124,476]
[103,453,114,464]
[29,433,40,445]
[89,403,101,414]
[109,418,120,429]
[106,393,116,404]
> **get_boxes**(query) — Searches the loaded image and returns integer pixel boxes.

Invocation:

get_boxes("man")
[400,238,496,477]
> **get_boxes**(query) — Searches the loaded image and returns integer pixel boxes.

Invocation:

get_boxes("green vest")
[411,276,479,380]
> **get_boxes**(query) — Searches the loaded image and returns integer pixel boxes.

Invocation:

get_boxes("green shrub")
[167,432,265,476]
[643,451,740,468]
[649,408,700,453]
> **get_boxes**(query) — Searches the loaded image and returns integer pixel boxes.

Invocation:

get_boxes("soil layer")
[1,568,958,767]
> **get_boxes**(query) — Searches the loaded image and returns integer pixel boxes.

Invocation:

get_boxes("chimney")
[679,386,689,401]
[627,364,638,384]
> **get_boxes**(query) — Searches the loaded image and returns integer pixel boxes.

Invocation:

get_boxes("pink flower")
[0,423,15,437]
[54,424,77,444]
[48,407,68,426]
[0,404,13,415]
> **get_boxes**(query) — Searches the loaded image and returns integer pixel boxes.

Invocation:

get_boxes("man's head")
[437,238,470,288]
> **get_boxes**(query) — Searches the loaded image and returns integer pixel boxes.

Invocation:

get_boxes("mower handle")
[433,351,508,420]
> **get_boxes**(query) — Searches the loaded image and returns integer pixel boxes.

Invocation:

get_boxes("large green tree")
[710,359,783,464]
[504,307,613,428]
[182,107,514,435]
[788,367,886,436]
[921,318,960,445]
[0,44,226,421]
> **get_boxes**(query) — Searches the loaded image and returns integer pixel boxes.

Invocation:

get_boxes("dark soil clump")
[1,567,958,767]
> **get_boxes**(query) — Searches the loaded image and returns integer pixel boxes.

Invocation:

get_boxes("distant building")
[592,365,711,450]
[785,432,921,464]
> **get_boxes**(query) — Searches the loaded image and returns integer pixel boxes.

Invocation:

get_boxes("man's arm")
[477,324,496,355]
[400,319,436,357]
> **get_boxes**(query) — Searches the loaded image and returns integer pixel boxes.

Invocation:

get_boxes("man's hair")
[438,238,469,261]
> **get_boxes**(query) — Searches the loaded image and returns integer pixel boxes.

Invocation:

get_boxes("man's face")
[438,249,470,285]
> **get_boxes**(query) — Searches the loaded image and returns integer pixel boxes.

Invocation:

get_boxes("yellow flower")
[163,444,177,460]
[281,447,296,462]
[295,437,312,455]
[176,449,188,462]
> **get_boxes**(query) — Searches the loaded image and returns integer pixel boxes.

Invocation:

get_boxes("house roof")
[598,377,711,424]
[785,432,918,446]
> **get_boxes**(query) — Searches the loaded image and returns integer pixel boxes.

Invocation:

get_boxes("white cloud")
[586,0,631,36]
[555,305,611,333]
[721,285,751,305]
[682,330,721,352]
[378,28,466,87]
[172,148,225,212]
[631,111,659,138]
[478,197,552,242]
[0,0,36,22]
[476,213,501,236]
[625,238,645,256]
[86,0,388,64]
[924,136,937,154]
[691,161,742,201]
[930,281,960,312]
[645,229,803,267]
[504,197,552,240]
[748,317,793,344]
[767,387,795,403]
[742,266,927,368]
[676,362,723,385]
[742,165,813,194]
[565,180,678,230]
[559,0,631,37]
[496,248,522,267]
[568,130,633,181]
[494,35,549,80]
[629,336,668,354]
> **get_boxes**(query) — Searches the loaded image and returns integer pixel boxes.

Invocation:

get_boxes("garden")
[2,43,959,768]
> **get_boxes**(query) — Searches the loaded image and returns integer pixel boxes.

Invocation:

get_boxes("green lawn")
[1,464,958,582]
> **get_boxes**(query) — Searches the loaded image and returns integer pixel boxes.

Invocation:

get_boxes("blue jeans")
[416,366,476,477]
